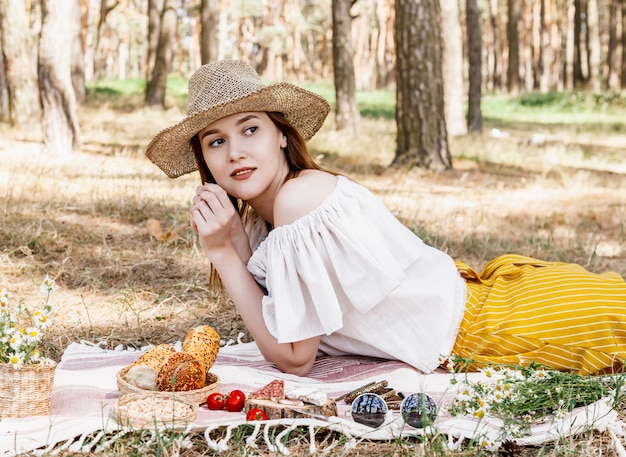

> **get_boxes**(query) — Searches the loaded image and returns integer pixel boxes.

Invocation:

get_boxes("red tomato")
[224,389,246,412]
[206,392,225,410]
[246,408,268,421]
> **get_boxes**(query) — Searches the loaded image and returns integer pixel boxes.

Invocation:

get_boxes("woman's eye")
[244,126,258,136]
[208,138,225,148]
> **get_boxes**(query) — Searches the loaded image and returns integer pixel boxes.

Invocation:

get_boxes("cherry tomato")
[224,389,246,412]
[206,392,225,410]
[246,408,268,421]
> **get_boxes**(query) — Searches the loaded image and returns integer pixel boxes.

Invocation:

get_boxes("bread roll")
[126,344,176,390]
[157,352,206,392]
[181,325,220,371]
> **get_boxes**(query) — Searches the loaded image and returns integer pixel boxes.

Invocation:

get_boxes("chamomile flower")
[478,436,497,451]
[39,276,57,295]
[0,277,56,368]
[33,310,51,329]
[25,327,40,343]
[9,352,25,369]
[530,368,550,382]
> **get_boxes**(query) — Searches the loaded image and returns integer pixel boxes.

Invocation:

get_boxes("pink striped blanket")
[1,340,624,456]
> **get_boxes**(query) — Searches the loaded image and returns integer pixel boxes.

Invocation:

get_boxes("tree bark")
[564,0,575,90]
[0,0,41,134]
[606,0,620,90]
[71,0,86,104]
[93,0,119,80]
[38,0,81,154]
[393,0,451,171]
[486,0,500,90]
[200,0,218,65]
[586,0,600,92]
[466,0,482,133]
[0,22,10,122]
[622,1,626,88]
[441,0,467,137]
[332,0,360,136]
[145,0,176,107]
[574,0,587,84]
[146,0,161,76]
[506,0,521,93]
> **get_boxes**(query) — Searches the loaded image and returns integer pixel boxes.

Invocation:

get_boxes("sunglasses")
[350,392,438,429]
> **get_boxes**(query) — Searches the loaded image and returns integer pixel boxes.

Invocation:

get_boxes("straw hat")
[146,59,331,178]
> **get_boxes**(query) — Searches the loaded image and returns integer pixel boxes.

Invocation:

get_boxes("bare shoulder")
[273,170,339,227]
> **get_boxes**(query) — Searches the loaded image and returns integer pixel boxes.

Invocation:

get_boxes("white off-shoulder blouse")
[247,175,467,373]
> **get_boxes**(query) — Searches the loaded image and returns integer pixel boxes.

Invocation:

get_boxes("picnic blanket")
[2,338,626,456]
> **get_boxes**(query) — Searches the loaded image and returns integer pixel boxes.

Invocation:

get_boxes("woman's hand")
[190,183,250,261]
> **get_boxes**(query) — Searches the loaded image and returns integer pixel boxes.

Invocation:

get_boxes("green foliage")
[445,356,626,446]
[298,83,395,119]
[482,91,626,128]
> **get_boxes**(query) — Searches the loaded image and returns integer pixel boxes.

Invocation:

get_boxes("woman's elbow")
[274,357,316,376]
[259,338,319,376]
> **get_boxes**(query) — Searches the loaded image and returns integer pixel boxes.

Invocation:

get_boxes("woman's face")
[197,111,288,204]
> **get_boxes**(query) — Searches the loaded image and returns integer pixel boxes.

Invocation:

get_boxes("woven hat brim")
[145,82,330,179]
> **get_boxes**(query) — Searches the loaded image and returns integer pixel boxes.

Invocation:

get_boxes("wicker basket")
[0,360,57,418]
[116,365,220,405]
[115,393,198,429]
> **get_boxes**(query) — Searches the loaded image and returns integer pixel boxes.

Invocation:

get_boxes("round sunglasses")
[350,392,437,429]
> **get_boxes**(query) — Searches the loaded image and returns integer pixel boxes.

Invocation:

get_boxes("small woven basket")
[115,393,198,429]
[117,365,220,405]
[0,360,57,418]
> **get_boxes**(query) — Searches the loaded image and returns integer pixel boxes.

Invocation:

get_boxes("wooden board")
[243,398,337,420]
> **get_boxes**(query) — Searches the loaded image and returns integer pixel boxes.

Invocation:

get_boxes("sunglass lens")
[350,394,387,428]
[400,393,437,428]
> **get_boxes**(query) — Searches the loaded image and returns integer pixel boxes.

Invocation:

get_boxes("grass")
[1,79,626,455]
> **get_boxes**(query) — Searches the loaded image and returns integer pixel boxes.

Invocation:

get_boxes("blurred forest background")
[0,0,625,353]
[1,0,626,169]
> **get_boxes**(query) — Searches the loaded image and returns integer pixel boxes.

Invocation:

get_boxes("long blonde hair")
[190,112,334,293]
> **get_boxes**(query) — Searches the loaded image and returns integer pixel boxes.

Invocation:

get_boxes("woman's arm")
[191,183,320,376]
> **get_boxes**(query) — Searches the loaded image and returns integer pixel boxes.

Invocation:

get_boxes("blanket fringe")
[608,422,626,457]
[203,419,364,454]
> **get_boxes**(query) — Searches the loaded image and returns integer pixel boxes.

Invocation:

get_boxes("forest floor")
[0,96,625,455]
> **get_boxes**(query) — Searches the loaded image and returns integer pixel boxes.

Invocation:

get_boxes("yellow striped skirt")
[452,254,626,375]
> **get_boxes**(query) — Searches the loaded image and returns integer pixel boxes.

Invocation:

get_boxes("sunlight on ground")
[1,110,625,359]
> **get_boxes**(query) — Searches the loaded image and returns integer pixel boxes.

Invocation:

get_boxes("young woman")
[146,59,626,377]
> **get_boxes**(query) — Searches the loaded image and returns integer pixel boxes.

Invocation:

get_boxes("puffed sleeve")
[247,177,424,343]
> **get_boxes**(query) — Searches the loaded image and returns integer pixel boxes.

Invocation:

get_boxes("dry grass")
[0,97,625,455]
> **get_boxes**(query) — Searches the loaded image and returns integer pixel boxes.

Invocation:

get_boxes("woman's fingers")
[195,183,233,208]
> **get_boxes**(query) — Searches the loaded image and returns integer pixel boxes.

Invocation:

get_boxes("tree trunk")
[200,0,218,65]
[93,0,119,80]
[332,0,360,136]
[486,0,500,90]
[466,0,483,133]
[564,0,575,90]
[0,0,41,134]
[146,0,161,76]
[38,0,81,154]
[506,0,521,93]
[539,0,552,93]
[0,22,10,122]
[574,0,587,84]
[374,0,394,88]
[145,0,176,107]
[586,0,600,92]
[622,1,626,88]
[71,0,86,104]
[606,0,620,90]
[441,0,467,137]
[393,0,451,171]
